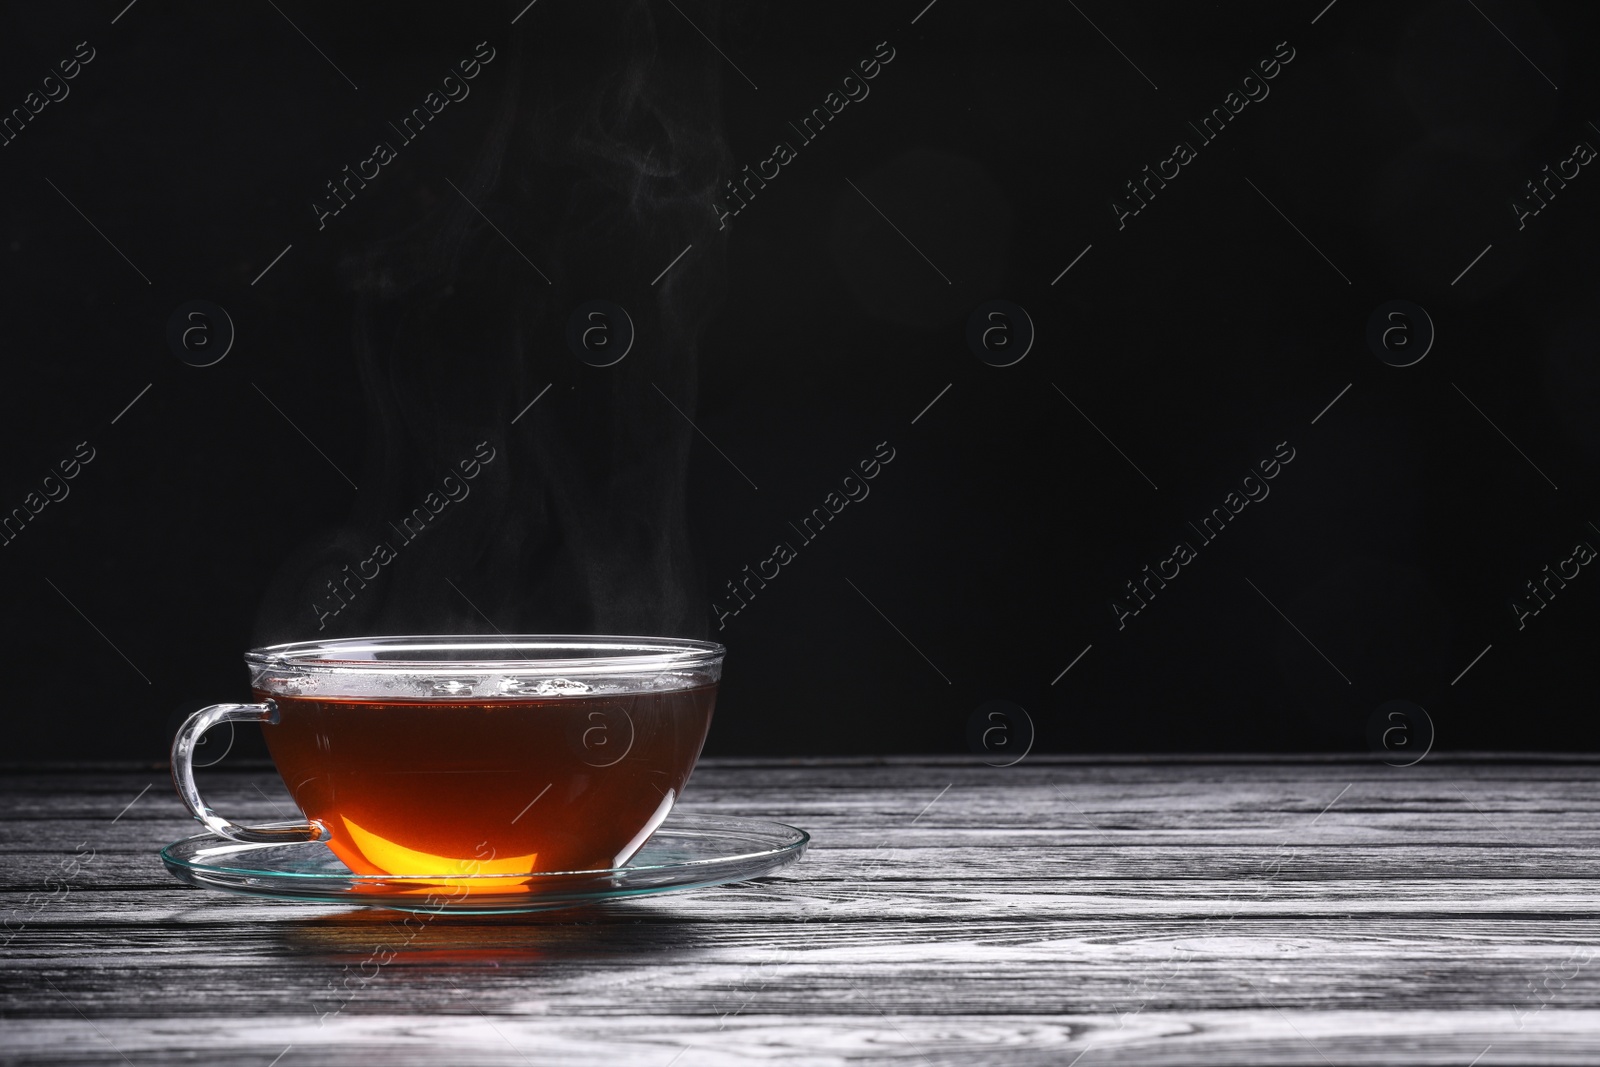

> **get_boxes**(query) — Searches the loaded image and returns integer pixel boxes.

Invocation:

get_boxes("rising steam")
[254,0,732,646]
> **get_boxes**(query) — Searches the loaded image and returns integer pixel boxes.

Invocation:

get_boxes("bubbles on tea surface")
[421,677,484,697]
[253,667,707,700]
[501,677,594,696]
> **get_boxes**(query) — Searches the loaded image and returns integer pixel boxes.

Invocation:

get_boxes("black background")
[2,1,1597,764]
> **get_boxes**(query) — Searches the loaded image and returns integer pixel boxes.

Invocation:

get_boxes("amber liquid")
[256,685,716,877]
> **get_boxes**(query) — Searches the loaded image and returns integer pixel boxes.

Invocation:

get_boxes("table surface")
[3,758,1599,1065]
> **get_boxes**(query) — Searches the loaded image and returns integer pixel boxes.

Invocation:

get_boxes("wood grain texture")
[2,759,1599,1064]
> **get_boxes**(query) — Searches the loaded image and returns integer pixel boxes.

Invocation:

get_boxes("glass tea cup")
[170,635,723,877]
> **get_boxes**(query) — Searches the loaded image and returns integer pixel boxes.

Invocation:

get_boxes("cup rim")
[245,634,725,676]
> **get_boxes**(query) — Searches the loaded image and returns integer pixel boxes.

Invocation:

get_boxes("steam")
[254,0,731,646]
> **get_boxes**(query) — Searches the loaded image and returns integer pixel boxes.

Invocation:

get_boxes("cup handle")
[169,701,327,844]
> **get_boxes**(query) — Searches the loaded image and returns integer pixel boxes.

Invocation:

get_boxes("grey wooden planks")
[2,759,1599,1064]
[4,1011,1600,1066]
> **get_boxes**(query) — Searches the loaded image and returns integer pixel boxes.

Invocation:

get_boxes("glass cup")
[170,635,723,877]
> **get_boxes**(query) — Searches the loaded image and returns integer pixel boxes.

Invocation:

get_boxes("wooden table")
[3,758,1598,1064]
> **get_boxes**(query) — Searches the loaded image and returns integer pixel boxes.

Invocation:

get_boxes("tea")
[255,685,716,877]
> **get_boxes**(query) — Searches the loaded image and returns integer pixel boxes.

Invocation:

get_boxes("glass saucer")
[160,812,808,914]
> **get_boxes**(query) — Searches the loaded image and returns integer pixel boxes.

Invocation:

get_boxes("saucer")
[160,812,808,914]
